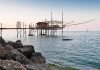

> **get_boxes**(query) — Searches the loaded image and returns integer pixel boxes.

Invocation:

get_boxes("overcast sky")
[0,0,100,31]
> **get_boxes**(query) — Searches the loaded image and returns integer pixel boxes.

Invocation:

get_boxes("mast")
[51,11,53,36]
[62,11,63,37]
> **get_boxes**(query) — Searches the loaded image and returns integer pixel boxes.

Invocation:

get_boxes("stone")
[16,40,23,47]
[31,52,46,63]
[0,66,6,70]
[0,37,50,70]
[18,45,35,59]
[7,41,23,49]
[6,49,30,64]
[0,47,9,59]
[0,44,2,47]
[0,59,27,70]
[0,37,6,46]
[5,45,14,51]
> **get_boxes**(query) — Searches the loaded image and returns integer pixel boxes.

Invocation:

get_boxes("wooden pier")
[0,20,64,38]
[0,12,65,38]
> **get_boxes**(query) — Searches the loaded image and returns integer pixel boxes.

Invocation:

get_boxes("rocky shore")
[0,36,79,70]
[0,36,50,70]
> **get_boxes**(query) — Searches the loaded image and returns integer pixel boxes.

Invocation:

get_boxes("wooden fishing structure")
[0,12,96,38]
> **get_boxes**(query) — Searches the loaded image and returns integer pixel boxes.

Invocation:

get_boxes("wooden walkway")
[0,28,34,29]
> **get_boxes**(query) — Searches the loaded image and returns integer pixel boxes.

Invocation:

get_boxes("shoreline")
[0,37,98,70]
[48,63,79,70]
[0,36,79,70]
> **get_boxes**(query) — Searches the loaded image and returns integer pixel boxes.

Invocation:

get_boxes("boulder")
[7,41,23,49]
[16,40,23,47]
[6,49,30,64]
[25,64,51,70]
[0,59,27,70]
[0,47,9,59]
[4,45,14,51]
[18,45,35,59]
[0,37,6,46]
[0,44,3,47]
[31,52,46,63]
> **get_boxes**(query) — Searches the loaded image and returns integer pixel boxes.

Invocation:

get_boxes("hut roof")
[37,22,48,25]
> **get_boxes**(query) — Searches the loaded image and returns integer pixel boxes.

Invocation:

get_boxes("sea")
[1,30,100,70]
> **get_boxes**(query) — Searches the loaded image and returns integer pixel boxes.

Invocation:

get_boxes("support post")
[23,22,24,37]
[0,23,2,37]
[25,24,26,37]
[62,11,63,37]
[16,21,22,38]
[51,11,53,36]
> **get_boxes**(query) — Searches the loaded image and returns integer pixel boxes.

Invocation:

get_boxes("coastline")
[48,63,79,70]
[0,36,79,70]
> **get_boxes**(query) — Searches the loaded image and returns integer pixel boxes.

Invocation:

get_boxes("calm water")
[2,30,100,70]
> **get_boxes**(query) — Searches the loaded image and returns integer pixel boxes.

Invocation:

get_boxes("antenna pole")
[62,11,63,37]
[51,11,53,36]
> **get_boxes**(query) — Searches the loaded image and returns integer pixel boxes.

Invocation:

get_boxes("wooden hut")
[36,22,49,29]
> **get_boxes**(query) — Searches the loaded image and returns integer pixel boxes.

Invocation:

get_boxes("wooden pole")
[51,11,53,36]
[25,24,26,37]
[0,23,2,37]
[23,22,24,37]
[62,11,64,37]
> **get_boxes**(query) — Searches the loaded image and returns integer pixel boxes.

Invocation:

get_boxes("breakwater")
[0,36,50,70]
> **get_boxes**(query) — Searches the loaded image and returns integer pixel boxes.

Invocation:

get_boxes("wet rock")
[0,59,27,70]
[7,41,23,49]
[31,52,46,63]
[18,45,35,59]
[6,49,30,64]
[0,37,6,46]
[25,64,51,70]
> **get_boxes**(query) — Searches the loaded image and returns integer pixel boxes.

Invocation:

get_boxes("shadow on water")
[62,38,73,41]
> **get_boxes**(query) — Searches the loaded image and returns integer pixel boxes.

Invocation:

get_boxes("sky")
[0,0,100,31]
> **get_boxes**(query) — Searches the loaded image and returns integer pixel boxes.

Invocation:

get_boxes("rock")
[0,59,27,70]
[18,45,35,59]
[0,37,49,70]
[0,47,9,59]
[0,44,3,47]
[7,41,23,49]
[6,49,30,64]
[5,45,14,51]
[31,52,46,63]
[16,40,23,47]
[0,66,6,70]
[0,37,6,46]
[25,64,51,70]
